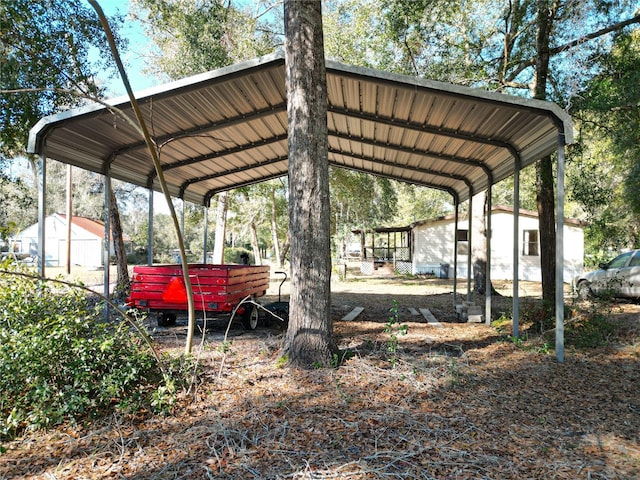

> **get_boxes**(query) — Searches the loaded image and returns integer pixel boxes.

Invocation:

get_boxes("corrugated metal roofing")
[28,51,573,206]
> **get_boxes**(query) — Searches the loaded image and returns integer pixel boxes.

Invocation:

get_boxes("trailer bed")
[127,263,270,328]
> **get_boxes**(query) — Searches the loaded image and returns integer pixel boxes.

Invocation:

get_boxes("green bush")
[563,302,617,348]
[0,262,172,438]
[224,247,253,264]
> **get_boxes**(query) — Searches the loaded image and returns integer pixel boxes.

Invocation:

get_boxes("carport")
[27,51,574,360]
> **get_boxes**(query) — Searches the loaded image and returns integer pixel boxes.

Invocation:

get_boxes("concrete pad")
[419,308,443,327]
[342,306,364,321]
[408,307,420,316]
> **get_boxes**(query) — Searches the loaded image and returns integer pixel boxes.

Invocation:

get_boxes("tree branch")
[551,14,640,56]
[506,14,640,84]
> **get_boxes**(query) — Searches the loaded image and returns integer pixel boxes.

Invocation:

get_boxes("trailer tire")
[242,303,259,330]
[157,312,176,327]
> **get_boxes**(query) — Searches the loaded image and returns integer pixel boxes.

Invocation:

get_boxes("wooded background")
[2,0,639,278]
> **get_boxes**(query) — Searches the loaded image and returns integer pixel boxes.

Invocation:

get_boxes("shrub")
[562,300,617,348]
[0,262,173,439]
[521,299,554,334]
[224,247,253,264]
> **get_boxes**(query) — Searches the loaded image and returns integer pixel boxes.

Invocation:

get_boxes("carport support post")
[555,134,566,363]
[452,199,459,308]
[180,199,185,235]
[147,188,153,265]
[103,173,111,318]
[485,184,492,325]
[512,161,521,338]
[203,206,209,263]
[37,152,46,277]
[467,192,472,302]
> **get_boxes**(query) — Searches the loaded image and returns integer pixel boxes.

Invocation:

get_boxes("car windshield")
[630,251,640,267]
[608,251,633,269]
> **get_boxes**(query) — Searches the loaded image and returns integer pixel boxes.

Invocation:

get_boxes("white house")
[11,213,124,268]
[411,205,584,281]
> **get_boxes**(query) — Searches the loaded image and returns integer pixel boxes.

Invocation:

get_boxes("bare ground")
[1,275,639,479]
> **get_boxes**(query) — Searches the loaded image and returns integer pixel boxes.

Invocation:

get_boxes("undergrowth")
[494,296,622,351]
[0,262,190,440]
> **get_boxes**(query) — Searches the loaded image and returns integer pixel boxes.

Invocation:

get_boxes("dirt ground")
[1,274,639,479]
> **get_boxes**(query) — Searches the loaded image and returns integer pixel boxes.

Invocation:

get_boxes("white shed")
[412,206,584,281]
[11,214,116,268]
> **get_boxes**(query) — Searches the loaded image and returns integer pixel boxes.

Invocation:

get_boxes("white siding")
[412,210,584,282]
[12,214,104,267]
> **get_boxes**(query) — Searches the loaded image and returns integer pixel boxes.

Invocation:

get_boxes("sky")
[93,0,161,97]
[84,1,176,212]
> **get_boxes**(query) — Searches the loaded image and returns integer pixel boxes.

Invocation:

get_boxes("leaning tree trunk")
[533,0,556,306]
[283,0,338,368]
[109,185,130,300]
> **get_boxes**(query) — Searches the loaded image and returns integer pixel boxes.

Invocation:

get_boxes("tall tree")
[0,0,132,291]
[283,0,338,367]
[0,0,123,157]
[382,0,640,304]
[533,0,557,304]
[134,0,278,264]
[570,28,640,253]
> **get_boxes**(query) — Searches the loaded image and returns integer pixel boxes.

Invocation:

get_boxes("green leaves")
[1,0,125,157]
[0,263,171,438]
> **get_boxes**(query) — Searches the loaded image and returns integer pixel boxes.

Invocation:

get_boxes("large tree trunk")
[109,186,130,301]
[536,155,556,303]
[211,191,228,264]
[533,0,556,306]
[283,0,337,368]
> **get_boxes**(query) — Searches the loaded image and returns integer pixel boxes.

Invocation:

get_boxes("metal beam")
[152,133,288,176]
[453,198,459,308]
[147,188,154,265]
[203,206,209,264]
[37,152,46,277]
[330,160,459,198]
[556,133,566,363]
[512,160,521,338]
[329,130,491,174]
[485,183,493,325]
[329,148,472,192]
[109,103,287,165]
[467,192,473,302]
[203,171,289,204]
[178,154,288,198]
[103,172,111,319]
[328,105,521,159]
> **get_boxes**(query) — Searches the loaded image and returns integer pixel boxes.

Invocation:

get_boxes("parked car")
[574,249,640,299]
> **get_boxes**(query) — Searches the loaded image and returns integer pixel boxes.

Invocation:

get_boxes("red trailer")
[127,264,270,329]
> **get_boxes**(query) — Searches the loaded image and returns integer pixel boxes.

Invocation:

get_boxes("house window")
[522,230,539,256]
[457,229,468,255]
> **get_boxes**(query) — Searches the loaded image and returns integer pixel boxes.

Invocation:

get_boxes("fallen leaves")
[1,279,638,479]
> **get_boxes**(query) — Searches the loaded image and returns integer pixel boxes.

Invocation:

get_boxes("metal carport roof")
[27,50,575,362]
[28,51,573,205]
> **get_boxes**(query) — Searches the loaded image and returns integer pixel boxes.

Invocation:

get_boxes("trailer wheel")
[157,312,176,327]
[242,304,259,330]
